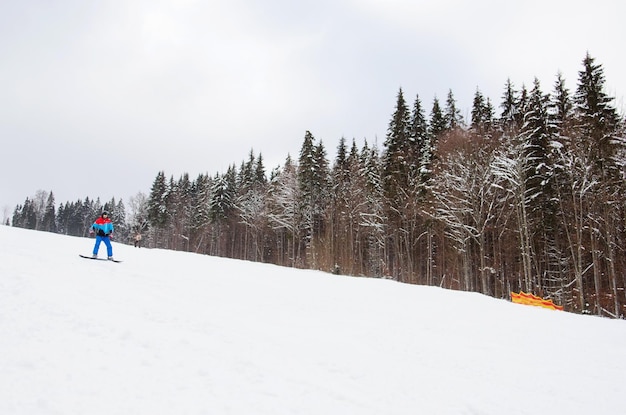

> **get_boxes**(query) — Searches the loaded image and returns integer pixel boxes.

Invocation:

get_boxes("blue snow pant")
[93,235,113,257]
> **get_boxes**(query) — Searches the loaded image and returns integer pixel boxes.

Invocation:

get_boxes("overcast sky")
[1,0,625,218]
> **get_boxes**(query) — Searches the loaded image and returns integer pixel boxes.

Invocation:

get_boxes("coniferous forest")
[11,54,626,317]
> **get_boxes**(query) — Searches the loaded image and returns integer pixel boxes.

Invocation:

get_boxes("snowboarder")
[90,211,115,260]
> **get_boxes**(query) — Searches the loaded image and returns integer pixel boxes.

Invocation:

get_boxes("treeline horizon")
[10,53,626,318]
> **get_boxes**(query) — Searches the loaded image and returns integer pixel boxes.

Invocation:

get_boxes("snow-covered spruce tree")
[519,77,562,299]
[313,140,332,268]
[549,72,574,135]
[21,196,36,229]
[54,203,65,234]
[382,88,412,280]
[188,173,212,253]
[70,200,86,237]
[358,140,386,277]
[444,89,464,130]
[574,53,621,179]
[104,198,128,244]
[382,89,449,282]
[428,96,447,143]
[82,197,101,237]
[9,205,18,227]
[570,53,623,315]
[344,139,371,276]
[12,200,31,229]
[56,198,91,237]
[234,150,269,262]
[408,93,431,196]
[470,88,495,138]
[147,171,169,248]
[267,155,303,267]
[209,166,237,257]
[407,93,437,283]
[53,202,65,234]
[55,201,72,235]
[41,191,57,233]
[329,137,351,272]
[496,80,533,297]
[297,131,316,267]
[499,78,522,136]
[165,176,177,249]
[418,95,461,285]
[382,89,411,218]
[66,199,81,236]
[547,72,577,304]
[329,138,373,276]
[298,135,331,269]
[238,150,257,193]
[165,173,192,251]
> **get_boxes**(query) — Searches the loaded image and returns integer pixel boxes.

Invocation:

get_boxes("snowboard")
[79,254,122,263]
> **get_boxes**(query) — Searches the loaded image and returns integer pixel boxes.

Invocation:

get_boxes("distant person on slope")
[90,211,114,260]
[134,232,142,248]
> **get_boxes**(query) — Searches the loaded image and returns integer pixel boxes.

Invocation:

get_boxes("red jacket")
[92,217,114,236]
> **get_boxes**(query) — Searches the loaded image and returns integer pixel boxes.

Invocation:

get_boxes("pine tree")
[113,199,127,242]
[298,131,316,197]
[210,166,237,223]
[521,78,551,194]
[408,94,429,188]
[235,151,269,261]
[549,72,573,136]
[359,140,385,277]
[382,88,411,211]
[297,132,330,267]
[333,136,349,186]
[12,204,22,228]
[572,53,623,315]
[330,137,351,272]
[147,171,169,247]
[297,130,316,245]
[42,192,57,232]
[471,88,486,134]
[312,140,331,214]
[521,77,559,295]
[517,85,528,128]
[471,88,494,136]
[254,153,267,187]
[428,96,447,141]
[168,174,192,250]
[189,173,212,244]
[484,98,495,134]
[444,89,464,130]
[425,96,446,186]
[500,78,520,134]
[239,149,257,194]
[22,198,37,229]
[574,52,621,177]
[409,94,429,144]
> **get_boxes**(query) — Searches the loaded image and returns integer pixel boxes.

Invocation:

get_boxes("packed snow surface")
[1,226,625,414]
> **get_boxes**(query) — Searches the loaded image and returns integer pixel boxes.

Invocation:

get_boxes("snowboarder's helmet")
[102,211,109,217]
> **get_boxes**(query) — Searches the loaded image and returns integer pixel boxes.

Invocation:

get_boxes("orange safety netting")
[511,291,563,311]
